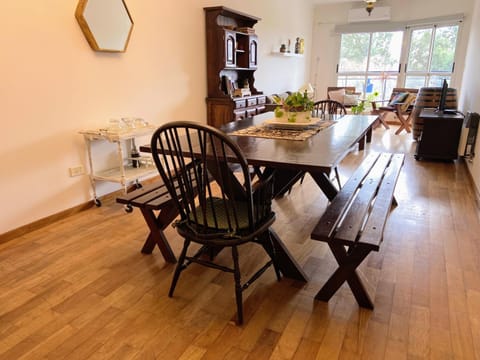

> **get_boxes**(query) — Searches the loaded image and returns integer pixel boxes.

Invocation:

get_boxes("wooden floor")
[1,125,480,359]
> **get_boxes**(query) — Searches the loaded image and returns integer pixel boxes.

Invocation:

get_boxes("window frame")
[337,30,404,101]
[336,20,462,98]
[402,23,461,88]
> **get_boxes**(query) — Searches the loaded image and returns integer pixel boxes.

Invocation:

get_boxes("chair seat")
[378,105,413,113]
[378,106,395,112]
[189,197,251,231]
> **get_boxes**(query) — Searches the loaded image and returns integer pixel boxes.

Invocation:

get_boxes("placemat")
[228,120,336,141]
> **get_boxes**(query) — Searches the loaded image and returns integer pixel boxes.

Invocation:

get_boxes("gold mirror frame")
[75,0,134,53]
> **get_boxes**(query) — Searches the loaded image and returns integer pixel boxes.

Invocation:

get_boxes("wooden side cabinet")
[415,108,464,161]
[206,94,266,128]
[204,6,264,127]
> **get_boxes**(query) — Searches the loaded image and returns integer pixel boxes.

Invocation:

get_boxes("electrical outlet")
[69,165,85,177]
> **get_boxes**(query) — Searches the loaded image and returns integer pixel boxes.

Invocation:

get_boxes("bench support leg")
[140,205,179,263]
[315,243,374,309]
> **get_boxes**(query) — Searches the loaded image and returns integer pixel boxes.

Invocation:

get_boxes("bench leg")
[140,206,179,263]
[315,243,374,309]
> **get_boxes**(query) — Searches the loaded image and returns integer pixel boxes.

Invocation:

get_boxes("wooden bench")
[311,152,405,308]
[116,180,179,263]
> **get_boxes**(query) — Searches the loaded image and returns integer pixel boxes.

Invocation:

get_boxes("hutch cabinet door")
[249,36,258,68]
[225,30,236,67]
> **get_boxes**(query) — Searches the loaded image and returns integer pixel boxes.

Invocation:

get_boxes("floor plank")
[1,125,479,359]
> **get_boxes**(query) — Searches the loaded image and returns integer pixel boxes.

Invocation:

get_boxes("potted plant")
[352,91,379,114]
[273,91,315,123]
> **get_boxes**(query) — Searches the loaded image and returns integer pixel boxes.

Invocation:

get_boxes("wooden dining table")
[139,112,378,282]
[220,112,378,200]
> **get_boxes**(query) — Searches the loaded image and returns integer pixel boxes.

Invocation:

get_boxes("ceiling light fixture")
[364,0,376,16]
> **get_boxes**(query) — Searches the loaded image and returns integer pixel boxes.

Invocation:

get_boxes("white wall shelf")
[271,51,304,57]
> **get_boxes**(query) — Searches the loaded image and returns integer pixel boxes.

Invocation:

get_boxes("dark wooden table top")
[140,112,377,175]
[219,112,378,174]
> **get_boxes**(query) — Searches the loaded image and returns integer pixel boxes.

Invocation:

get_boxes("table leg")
[140,205,178,263]
[366,124,373,143]
[309,171,339,201]
[358,135,366,151]
[262,168,304,198]
[268,228,308,282]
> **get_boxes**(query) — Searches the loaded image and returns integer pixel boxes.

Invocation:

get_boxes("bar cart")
[79,125,157,212]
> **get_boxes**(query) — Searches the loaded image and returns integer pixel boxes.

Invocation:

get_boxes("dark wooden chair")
[291,100,345,192]
[370,87,418,134]
[313,99,347,117]
[150,121,281,325]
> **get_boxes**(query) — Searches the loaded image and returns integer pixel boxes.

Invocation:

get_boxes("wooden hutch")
[204,6,267,128]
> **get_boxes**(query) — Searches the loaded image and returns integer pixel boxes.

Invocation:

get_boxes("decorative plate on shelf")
[264,117,322,129]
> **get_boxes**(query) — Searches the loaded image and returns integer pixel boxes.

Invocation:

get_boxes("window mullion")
[426,25,436,77]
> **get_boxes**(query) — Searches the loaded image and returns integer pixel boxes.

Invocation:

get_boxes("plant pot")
[286,110,312,123]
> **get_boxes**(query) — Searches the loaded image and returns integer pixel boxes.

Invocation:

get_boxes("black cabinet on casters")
[414,109,464,161]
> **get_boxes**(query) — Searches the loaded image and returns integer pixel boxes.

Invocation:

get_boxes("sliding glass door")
[336,22,460,98]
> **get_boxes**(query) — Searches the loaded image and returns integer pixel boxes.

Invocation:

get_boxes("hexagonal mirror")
[75,0,134,52]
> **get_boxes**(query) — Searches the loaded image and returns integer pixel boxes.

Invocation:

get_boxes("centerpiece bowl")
[273,91,314,123]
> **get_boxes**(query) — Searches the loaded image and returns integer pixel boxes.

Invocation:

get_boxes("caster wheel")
[94,199,102,207]
[124,204,133,213]
[135,182,143,189]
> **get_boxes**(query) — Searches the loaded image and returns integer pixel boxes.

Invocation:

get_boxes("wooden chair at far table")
[370,87,418,134]
[292,99,346,193]
[150,121,282,325]
[313,99,347,117]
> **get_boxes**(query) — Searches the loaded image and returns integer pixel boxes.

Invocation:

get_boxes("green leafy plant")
[351,90,379,114]
[273,91,314,112]
[351,101,365,115]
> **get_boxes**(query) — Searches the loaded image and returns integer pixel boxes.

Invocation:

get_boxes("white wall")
[311,0,474,99]
[0,0,313,234]
[459,0,480,195]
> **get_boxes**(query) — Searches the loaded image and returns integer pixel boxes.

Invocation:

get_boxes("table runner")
[228,120,336,141]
